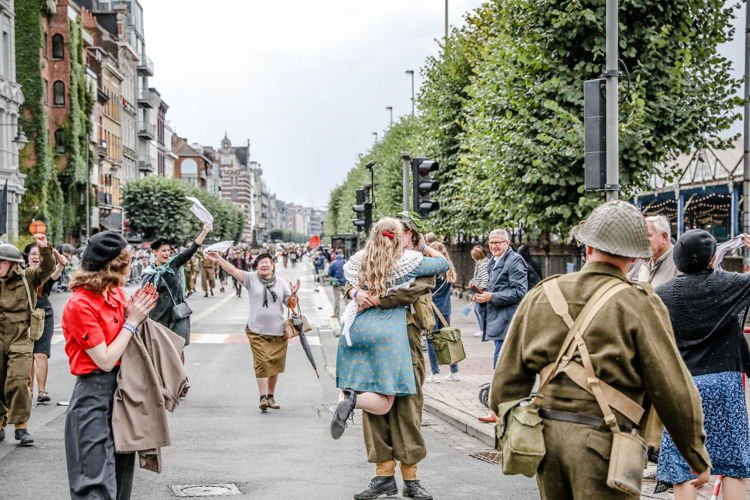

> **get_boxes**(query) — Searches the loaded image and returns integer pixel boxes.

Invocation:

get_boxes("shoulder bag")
[21,274,46,341]
[283,297,312,340]
[428,303,466,365]
[495,278,636,479]
[161,279,193,320]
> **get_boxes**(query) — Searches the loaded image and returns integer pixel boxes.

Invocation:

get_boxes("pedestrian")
[425,241,460,383]
[23,243,67,404]
[627,215,678,287]
[141,223,210,356]
[183,252,198,297]
[313,250,326,283]
[0,234,54,446]
[490,200,711,499]
[200,249,218,297]
[331,217,448,500]
[654,229,750,499]
[282,247,289,268]
[206,251,299,412]
[474,229,528,423]
[230,249,248,297]
[517,244,542,290]
[62,231,158,499]
[327,250,346,318]
[289,247,299,268]
[469,245,489,338]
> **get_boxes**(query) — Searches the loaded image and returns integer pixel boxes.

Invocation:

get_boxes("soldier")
[490,200,711,499]
[345,213,435,500]
[0,233,54,446]
[183,252,199,297]
[201,250,217,297]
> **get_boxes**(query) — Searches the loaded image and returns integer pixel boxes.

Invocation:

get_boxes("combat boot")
[354,476,398,499]
[14,429,33,446]
[403,480,432,500]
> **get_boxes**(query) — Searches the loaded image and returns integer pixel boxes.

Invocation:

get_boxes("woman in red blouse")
[62,231,157,500]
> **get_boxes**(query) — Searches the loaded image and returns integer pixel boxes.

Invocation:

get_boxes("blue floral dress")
[336,256,449,396]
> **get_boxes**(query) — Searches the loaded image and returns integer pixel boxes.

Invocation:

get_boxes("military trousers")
[201,269,215,292]
[362,325,426,466]
[0,321,33,426]
[536,419,638,500]
[186,270,197,293]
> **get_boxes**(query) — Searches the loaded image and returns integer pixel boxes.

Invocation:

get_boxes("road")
[0,259,537,499]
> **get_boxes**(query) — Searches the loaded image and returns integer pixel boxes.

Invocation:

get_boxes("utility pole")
[85,131,90,239]
[445,0,449,40]
[405,70,415,116]
[743,0,750,270]
[604,0,619,201]
[401,153,411,210]
[386,106,393,126]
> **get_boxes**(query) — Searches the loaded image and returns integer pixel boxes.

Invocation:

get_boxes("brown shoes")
[267,395,280,409]
[259,396,268,411]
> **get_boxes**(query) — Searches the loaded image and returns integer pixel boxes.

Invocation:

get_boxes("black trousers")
[65,369,135,500]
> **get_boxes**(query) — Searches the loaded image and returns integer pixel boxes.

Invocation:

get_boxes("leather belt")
[539,408,637,434]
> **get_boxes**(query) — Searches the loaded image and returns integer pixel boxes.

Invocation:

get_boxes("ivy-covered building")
[0,0,27,240]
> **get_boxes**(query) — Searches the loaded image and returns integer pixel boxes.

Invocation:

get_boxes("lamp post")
[372,131,378,141]
[385,106,393,127]
[85,131,90,239]
[445,0,449,40]
[405,70,415,116]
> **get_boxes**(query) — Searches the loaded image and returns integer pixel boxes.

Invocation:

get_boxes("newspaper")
[186,196,213,230]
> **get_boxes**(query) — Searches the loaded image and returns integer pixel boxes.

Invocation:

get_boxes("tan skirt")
[246,328,288,378]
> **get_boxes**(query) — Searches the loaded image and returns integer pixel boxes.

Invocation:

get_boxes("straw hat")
[572,200,652,259]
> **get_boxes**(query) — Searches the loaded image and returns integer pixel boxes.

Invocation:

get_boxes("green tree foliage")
[122,177,245,244]
[328,0,741,238]
[269,229,308,243]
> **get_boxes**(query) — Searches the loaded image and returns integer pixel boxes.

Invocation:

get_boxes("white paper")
[714,233,748,270]
[186,196,214,230]
[204,240,234,253]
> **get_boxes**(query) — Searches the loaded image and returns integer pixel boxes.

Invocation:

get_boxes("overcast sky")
[145,1,746,210]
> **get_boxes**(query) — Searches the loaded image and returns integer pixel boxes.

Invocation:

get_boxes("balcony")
[138,159,154,172]
[137,90,153,108]
[137,55,154,76]
[138,121,154,140]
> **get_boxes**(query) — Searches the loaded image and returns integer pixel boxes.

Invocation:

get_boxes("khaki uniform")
[490,262,710,499]
[353,277,435,467]
[183,254,200,294]
[201,257,217,293]
[0,246,54,428]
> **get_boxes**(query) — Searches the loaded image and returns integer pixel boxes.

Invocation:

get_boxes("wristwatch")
[122,322,138,335]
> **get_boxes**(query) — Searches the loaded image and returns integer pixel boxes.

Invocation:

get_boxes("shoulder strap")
[431,301,450,328]
[20,274,35,313]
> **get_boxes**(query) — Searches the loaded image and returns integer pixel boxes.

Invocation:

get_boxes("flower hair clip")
[382,230,395,239]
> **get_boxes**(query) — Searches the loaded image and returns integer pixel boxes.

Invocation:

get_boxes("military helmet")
[572,200,652,259]
[0,243,25,263]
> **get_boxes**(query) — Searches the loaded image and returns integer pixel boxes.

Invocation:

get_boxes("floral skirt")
[657,371,750,485]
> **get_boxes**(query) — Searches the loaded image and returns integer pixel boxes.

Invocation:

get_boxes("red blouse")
[62,287,126,376]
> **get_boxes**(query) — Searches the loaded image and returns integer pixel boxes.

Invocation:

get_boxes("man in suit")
[473,228,528,422]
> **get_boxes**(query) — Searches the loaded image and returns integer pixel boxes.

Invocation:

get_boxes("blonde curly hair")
[358,217,403,298]
[429,241,457,283]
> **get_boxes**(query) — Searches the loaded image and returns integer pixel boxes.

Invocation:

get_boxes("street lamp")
[405,70,415,116]
[385,106,393,126]
[372,131,378,141]
[13,128,28,146]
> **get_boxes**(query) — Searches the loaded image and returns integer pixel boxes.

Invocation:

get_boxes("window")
[43,79,48,104]
[52,34,64,59]
[231,189,238,201]
[181,159,197,175]
[53,81,65,105]
[54,129,64,153]
[43,34,48,57]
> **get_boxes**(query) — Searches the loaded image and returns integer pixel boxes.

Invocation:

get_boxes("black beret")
[150,238,171,251]
[82,231,127,271]
[252,253,274,270]
[673,229,716,274]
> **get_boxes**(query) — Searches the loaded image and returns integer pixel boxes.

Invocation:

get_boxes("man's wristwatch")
[123,322,138,335]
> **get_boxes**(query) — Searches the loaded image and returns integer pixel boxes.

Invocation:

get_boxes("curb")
[422,394,495,448]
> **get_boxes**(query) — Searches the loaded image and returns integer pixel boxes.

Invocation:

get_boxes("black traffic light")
[412,157,440,217]
[584,77,607,190]
[352,187,372,234]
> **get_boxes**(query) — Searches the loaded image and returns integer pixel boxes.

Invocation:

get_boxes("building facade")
[217,134,254,242]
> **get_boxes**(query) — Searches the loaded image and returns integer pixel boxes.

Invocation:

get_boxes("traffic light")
[412,157,439,217]
[584,78,607,190]
[352,188,372,234]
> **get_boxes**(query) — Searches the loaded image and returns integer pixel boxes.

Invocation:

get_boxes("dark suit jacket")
[481,248,528,341]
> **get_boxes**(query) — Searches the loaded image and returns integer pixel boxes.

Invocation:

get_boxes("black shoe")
[220,287,225,293]
[37,391,50,403]
[354,476,398,500]
[204,293,208,298]
[402,480,432,500]
[0,428,4,442]
[331,389,357,440]
[210,290,214,296]
[187,291,193,298]
[14,429,33,446]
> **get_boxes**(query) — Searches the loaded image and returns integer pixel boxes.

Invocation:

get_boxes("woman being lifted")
[331,217,448,438]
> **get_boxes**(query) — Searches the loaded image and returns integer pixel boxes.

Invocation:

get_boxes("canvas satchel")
[428,303,466,365]
[495,278,631,478]
[21,274,46,341]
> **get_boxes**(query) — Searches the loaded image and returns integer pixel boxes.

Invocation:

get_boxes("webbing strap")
[20,274,34,313]
[431,301,450,328]
[542,279,574,328]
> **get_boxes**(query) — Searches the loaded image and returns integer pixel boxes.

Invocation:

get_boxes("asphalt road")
[0,259,537,499]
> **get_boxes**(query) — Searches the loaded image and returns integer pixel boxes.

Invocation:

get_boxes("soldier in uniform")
[201,250,217,297]
[183,252,200,297]
[0,233,54,446]
[344,214,435,500]
[490,200,711,499]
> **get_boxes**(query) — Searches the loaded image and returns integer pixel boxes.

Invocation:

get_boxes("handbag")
[283,297,311,340]
[161,280,193,320]
[21,275,46,341]
[428,303,466,365]
[495,278,635,478]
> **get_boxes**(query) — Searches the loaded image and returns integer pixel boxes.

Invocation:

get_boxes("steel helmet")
[572,200,652,259]
[0,244,25,263]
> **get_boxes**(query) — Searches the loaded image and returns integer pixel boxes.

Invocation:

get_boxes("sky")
[144,0,486,209]
[144,1,747,210]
